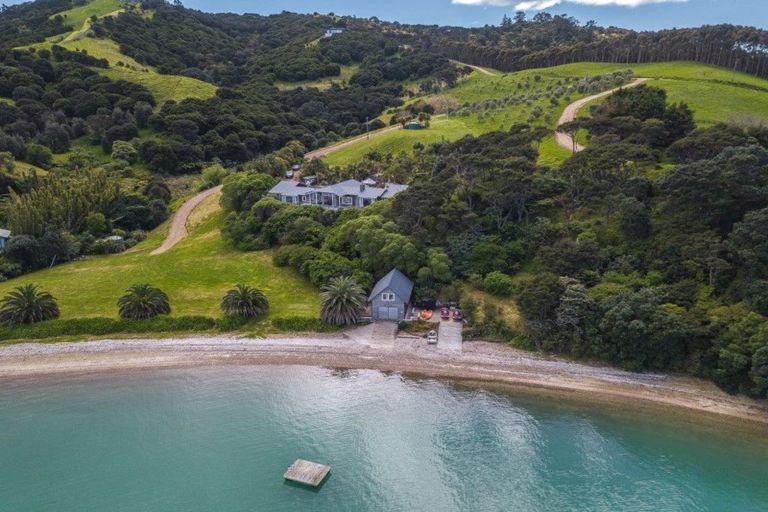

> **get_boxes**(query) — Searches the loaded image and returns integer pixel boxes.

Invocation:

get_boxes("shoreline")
[1,335,767,427]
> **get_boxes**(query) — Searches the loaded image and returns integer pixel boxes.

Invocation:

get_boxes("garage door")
[378,307,399,320]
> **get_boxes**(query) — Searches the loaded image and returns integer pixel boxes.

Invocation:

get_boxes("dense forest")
[432,12,768,80]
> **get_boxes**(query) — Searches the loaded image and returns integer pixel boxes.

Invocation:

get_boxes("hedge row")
[0,315,340,342]
[270,317,342,333]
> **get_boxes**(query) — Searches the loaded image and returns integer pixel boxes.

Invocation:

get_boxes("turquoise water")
[0,366,767,512]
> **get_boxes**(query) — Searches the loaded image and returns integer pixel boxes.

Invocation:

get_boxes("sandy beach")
[1,332,767,427]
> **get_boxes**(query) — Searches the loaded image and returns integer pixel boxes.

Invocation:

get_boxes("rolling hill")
[323,61,768,168]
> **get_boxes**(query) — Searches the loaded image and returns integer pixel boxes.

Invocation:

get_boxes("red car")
[452,309,463,322]
[440,307,450,320]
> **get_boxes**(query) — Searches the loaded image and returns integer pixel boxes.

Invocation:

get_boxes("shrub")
[0,284,60,325]
[271,317,341,333]
[320,275,367,326]
[0,316,220,341]
[483,271,514,296]
[221,284,269,318]
[117,284,171,320]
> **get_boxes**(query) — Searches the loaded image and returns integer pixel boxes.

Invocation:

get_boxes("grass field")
[50,0,122,28]
[275,64,360,91]
[545,61,768,126]
[0,193,320,319]
[35,1,219,104]
[59,37,217,103]
[323,61,768,168]
[325,67,579,166]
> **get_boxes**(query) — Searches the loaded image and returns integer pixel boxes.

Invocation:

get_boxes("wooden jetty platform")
[283,459,331,487]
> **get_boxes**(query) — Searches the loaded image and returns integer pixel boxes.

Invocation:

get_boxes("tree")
[746,281,768,316]
[220,173,278,213]
[221,284,269,318]
[320,275,366,326]
[25,142,52,168]
[111,140,138,164]
[0,284,59,325]
[517,272,564,348]
[750,344,768,398]
[728,207,768,278]
[117,284,171,320]
[619,196,650,240]
[660,145,768,232]
[85,212,108,237]
[597,288,691,371]
[483,271,514,296]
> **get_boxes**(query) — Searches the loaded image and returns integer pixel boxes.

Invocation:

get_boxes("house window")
[381,292,396,302]
[342,196,353,206]
[301,195,309,203]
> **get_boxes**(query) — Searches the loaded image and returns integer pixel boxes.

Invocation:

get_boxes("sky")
[5,0,767,30]
[179,0,767,30]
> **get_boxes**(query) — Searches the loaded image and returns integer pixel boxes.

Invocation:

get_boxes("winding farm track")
[151,185,222,255]
[555,78,649,152]
[304,124,404,160]
[304,114,447,160]
[449,59,499,77]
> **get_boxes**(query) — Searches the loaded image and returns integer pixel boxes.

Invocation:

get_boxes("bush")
[483,271,514,296]
[25,142,53,169]
[271,317,341,333]
[200,163,230,189]
[0,316,220,341]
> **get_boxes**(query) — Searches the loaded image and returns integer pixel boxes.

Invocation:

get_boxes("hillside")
[0,190,319,319]
[323,61,768,167]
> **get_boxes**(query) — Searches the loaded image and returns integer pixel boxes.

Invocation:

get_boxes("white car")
[427,330,438,345]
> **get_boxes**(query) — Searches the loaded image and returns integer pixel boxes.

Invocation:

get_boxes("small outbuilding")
[0,229,10,251]
[369,268,413,321]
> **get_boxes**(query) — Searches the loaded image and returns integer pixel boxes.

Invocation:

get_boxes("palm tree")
[320,276,366,326]
[0,284,60,325]
[221,284,269,318]
[117,284,171,320]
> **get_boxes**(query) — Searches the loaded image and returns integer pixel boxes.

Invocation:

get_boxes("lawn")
[50,0,122,29]
[323,117,482,167]
[536,134,574,168]
[275,64,360,91]
[0,193,320,320]
[323,61,768,168]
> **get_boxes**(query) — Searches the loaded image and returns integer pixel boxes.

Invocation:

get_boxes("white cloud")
[452,0,687,10]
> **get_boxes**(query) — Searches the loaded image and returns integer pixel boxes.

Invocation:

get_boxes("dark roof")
[368,268,413,302]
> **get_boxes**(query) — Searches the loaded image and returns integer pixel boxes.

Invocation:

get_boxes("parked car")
[452,309,463,322]
[427,330,438,345]
[440,307,450,320]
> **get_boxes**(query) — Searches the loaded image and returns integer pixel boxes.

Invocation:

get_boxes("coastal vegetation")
[220,284,270,319]
[320,276,367,326]
[0,0,768,400]
[117,283,171,320]
[0,283,59,325]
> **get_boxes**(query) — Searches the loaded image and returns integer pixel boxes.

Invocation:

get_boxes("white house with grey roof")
[369,268,414,321]
[269,179,408,210]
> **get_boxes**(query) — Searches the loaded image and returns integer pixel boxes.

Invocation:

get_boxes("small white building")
[0,229,10,251]
[324,27,345,38]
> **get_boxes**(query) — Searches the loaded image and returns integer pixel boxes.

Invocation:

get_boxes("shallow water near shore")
[0,366,766,512]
